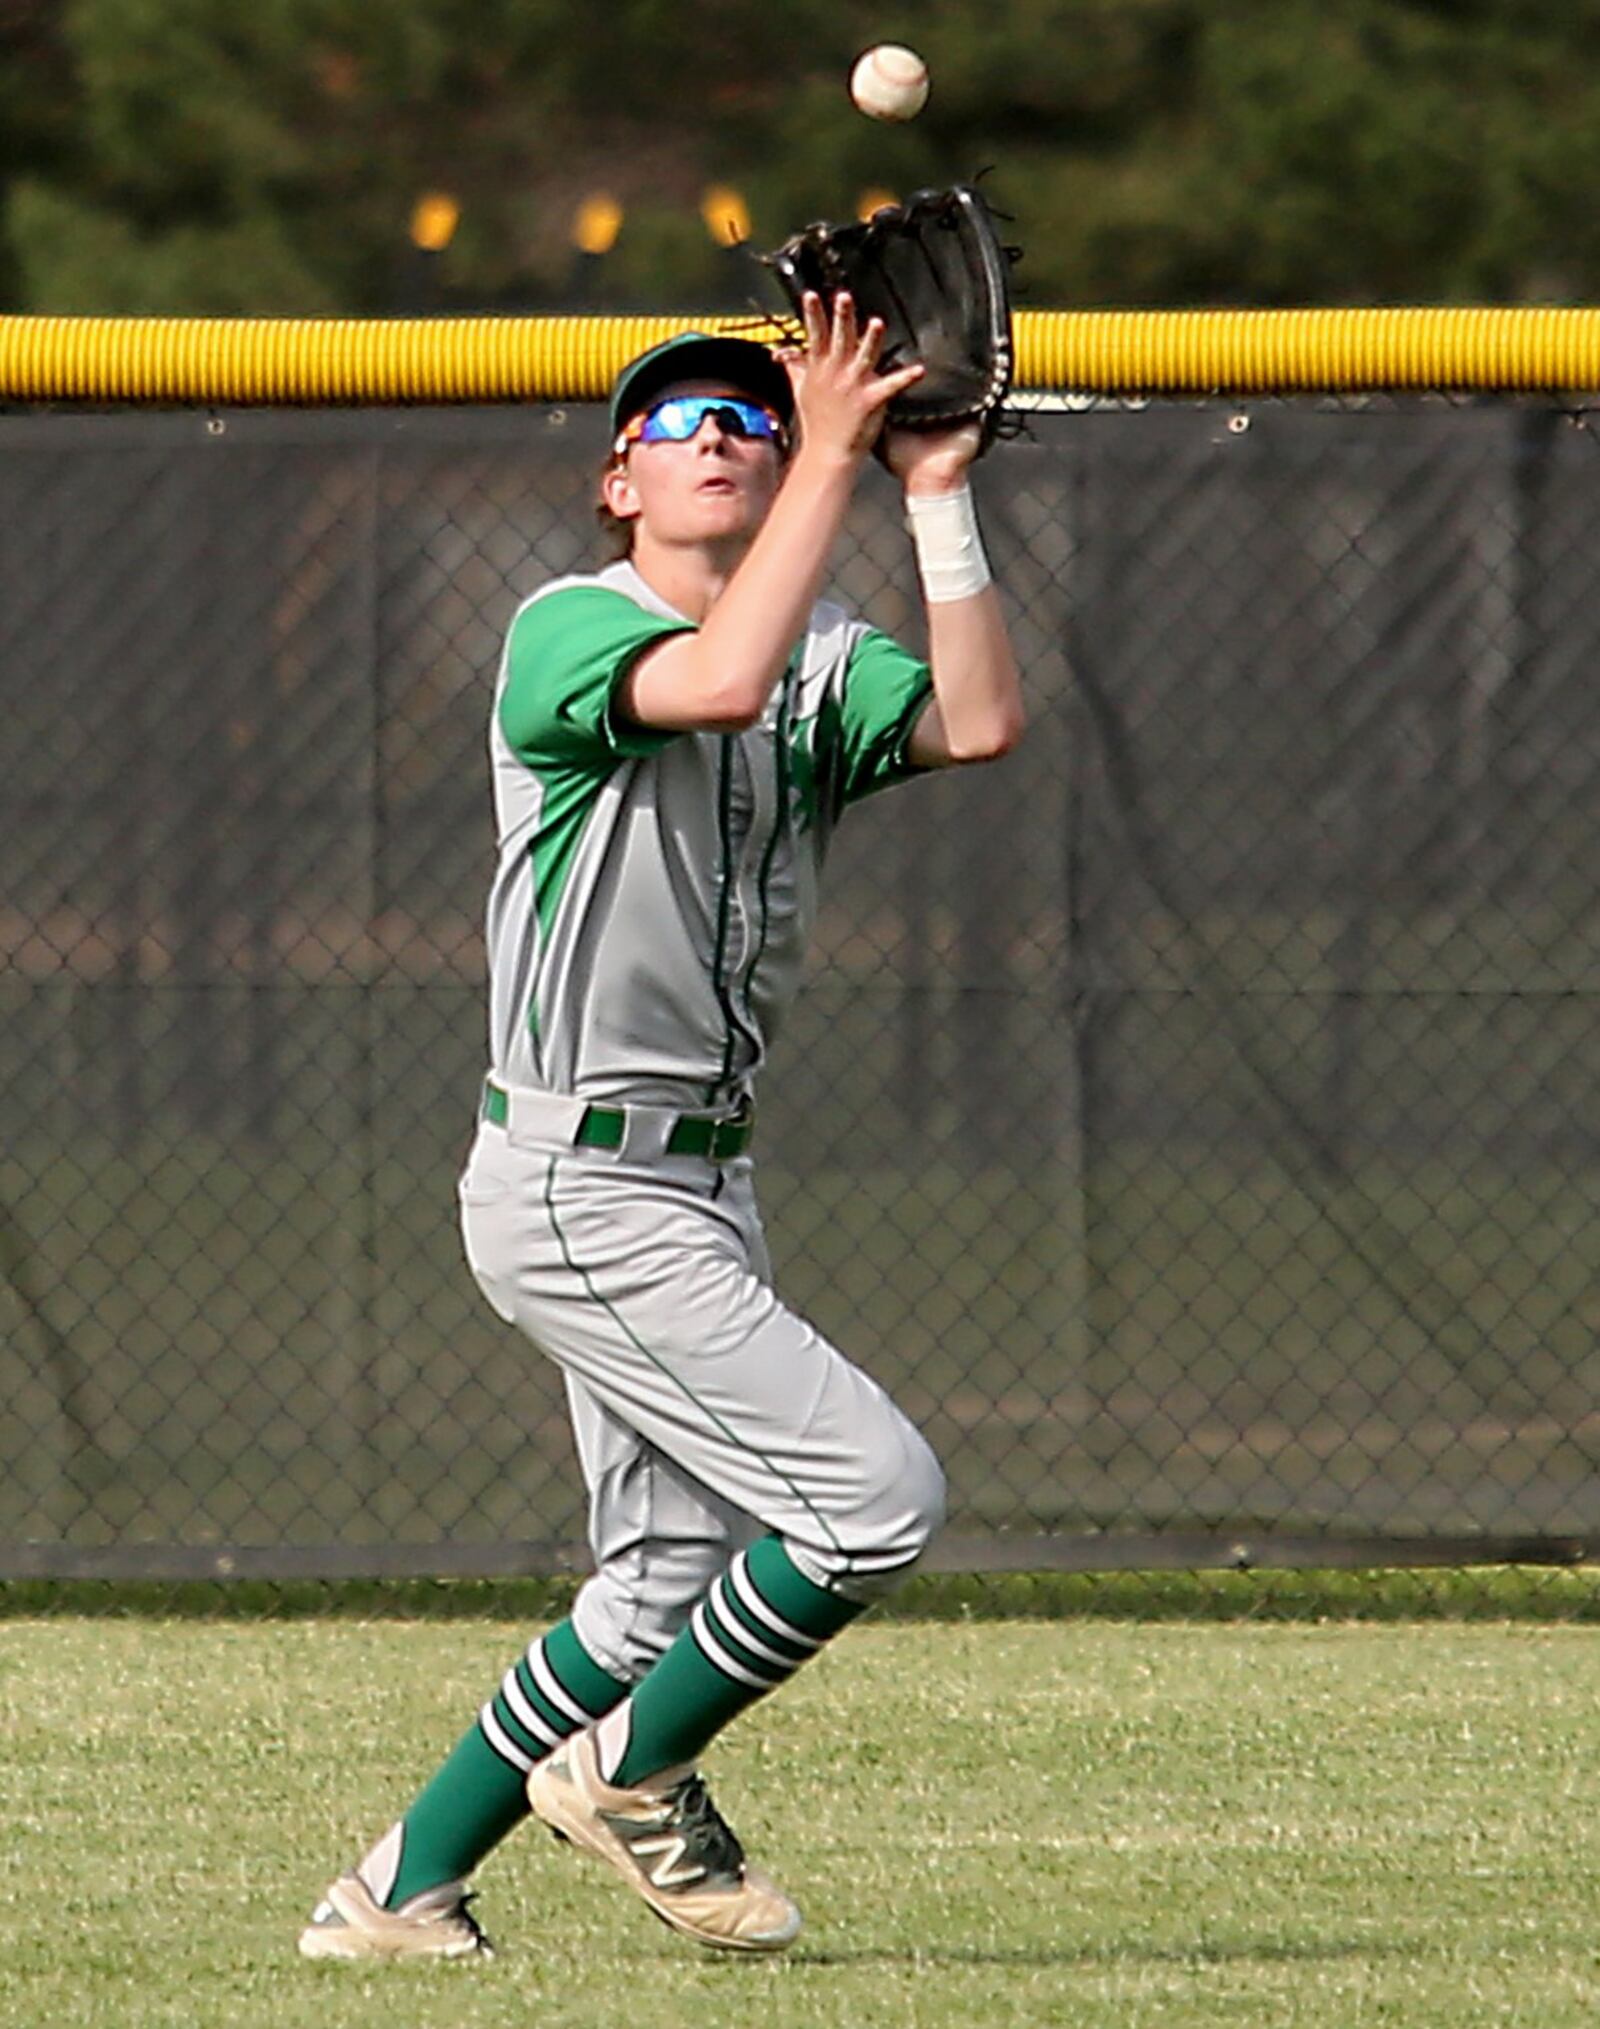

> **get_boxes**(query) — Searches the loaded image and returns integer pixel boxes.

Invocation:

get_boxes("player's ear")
[600,457,641,524]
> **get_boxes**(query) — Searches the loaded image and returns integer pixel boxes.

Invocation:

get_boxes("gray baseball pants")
[457,1085,946,1685]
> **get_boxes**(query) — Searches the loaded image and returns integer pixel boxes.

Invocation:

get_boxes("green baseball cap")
[607,332,794,437]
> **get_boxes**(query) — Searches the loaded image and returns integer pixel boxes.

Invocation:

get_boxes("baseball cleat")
[527,1728,801,1953]
[297,1872,494,1960]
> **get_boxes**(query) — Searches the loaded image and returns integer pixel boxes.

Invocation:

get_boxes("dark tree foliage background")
[4,0,1600,314]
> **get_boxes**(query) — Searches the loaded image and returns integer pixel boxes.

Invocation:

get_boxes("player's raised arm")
[615,293,923,735]
[887,423,1026,768]
[755,182,1022,769]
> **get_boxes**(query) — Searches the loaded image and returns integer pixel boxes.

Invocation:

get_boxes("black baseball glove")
[759,183,1018,448]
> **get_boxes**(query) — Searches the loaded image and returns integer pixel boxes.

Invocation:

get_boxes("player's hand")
[781,291,924,465]
[882,420,985,495]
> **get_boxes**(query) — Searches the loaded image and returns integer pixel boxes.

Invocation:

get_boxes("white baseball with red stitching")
[849,44,930,122]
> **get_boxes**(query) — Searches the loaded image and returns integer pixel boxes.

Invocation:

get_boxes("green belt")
[481,1080,754,1162]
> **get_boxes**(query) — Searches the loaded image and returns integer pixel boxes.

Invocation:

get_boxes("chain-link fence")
[3,397,1599,1599]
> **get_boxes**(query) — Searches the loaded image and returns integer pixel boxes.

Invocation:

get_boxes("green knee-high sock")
[606,1537,866,1787]
[371,1617,628,1906]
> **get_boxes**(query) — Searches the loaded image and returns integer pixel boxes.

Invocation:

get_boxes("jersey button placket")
[711,733,760,1102]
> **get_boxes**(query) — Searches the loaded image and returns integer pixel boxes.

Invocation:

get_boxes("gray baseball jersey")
[483,558,934,1106]
[460,558,947,1682]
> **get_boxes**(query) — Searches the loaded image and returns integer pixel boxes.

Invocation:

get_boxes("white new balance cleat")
[527,1728,801,1953]
[297,1872,494,1961]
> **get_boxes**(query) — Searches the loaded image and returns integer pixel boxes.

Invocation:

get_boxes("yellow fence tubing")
[5,306,1600,404]
[1018,307,1600,396]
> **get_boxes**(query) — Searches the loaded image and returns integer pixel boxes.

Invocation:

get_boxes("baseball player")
[300,290,1023,1960]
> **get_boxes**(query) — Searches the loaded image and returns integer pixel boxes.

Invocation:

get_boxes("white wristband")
[905,484,992,605]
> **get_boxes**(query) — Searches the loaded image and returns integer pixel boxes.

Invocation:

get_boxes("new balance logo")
[622,1829,706,1891]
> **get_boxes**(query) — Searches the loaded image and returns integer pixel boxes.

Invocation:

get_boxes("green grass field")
[5,1609,1599,2028]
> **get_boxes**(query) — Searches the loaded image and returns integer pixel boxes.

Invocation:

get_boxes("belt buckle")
[711,1094,753,1160]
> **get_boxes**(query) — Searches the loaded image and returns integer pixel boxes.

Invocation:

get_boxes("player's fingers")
[869,361,926,404]
[800,290,828,352]
[855,315,887,369]
[831,290,859,355]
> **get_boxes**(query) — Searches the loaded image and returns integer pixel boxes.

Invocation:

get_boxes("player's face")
[602,380,786,549]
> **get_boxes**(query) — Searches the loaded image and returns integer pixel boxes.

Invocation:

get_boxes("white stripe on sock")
[500,1667,565,1754]
[727,1555,826,1653]
[527,1645,593,1729]
[479,1699,537,1775]
[706,1583,805,1675]
[690,1600,783,1690]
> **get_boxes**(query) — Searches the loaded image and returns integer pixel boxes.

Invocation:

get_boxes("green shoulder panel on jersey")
[499,584,694,768]
[837,628,935,808]
[500,585,695,950]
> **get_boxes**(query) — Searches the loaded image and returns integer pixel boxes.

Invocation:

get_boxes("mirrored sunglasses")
[616,394,786,454]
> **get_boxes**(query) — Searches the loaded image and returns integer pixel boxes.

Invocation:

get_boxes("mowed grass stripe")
[1,1619,1597,2027]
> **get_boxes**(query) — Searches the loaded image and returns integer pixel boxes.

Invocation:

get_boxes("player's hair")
[595,470,635,561]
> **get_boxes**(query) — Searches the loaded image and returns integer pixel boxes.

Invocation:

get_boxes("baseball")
[849,44,930,122]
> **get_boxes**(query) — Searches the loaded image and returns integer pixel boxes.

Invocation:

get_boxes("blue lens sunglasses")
[615,394,786,456]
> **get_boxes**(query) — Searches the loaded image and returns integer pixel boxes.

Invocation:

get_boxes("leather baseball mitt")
[759,183,1017,447]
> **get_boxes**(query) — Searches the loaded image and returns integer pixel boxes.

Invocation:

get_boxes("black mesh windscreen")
[4,399,1598,1579]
